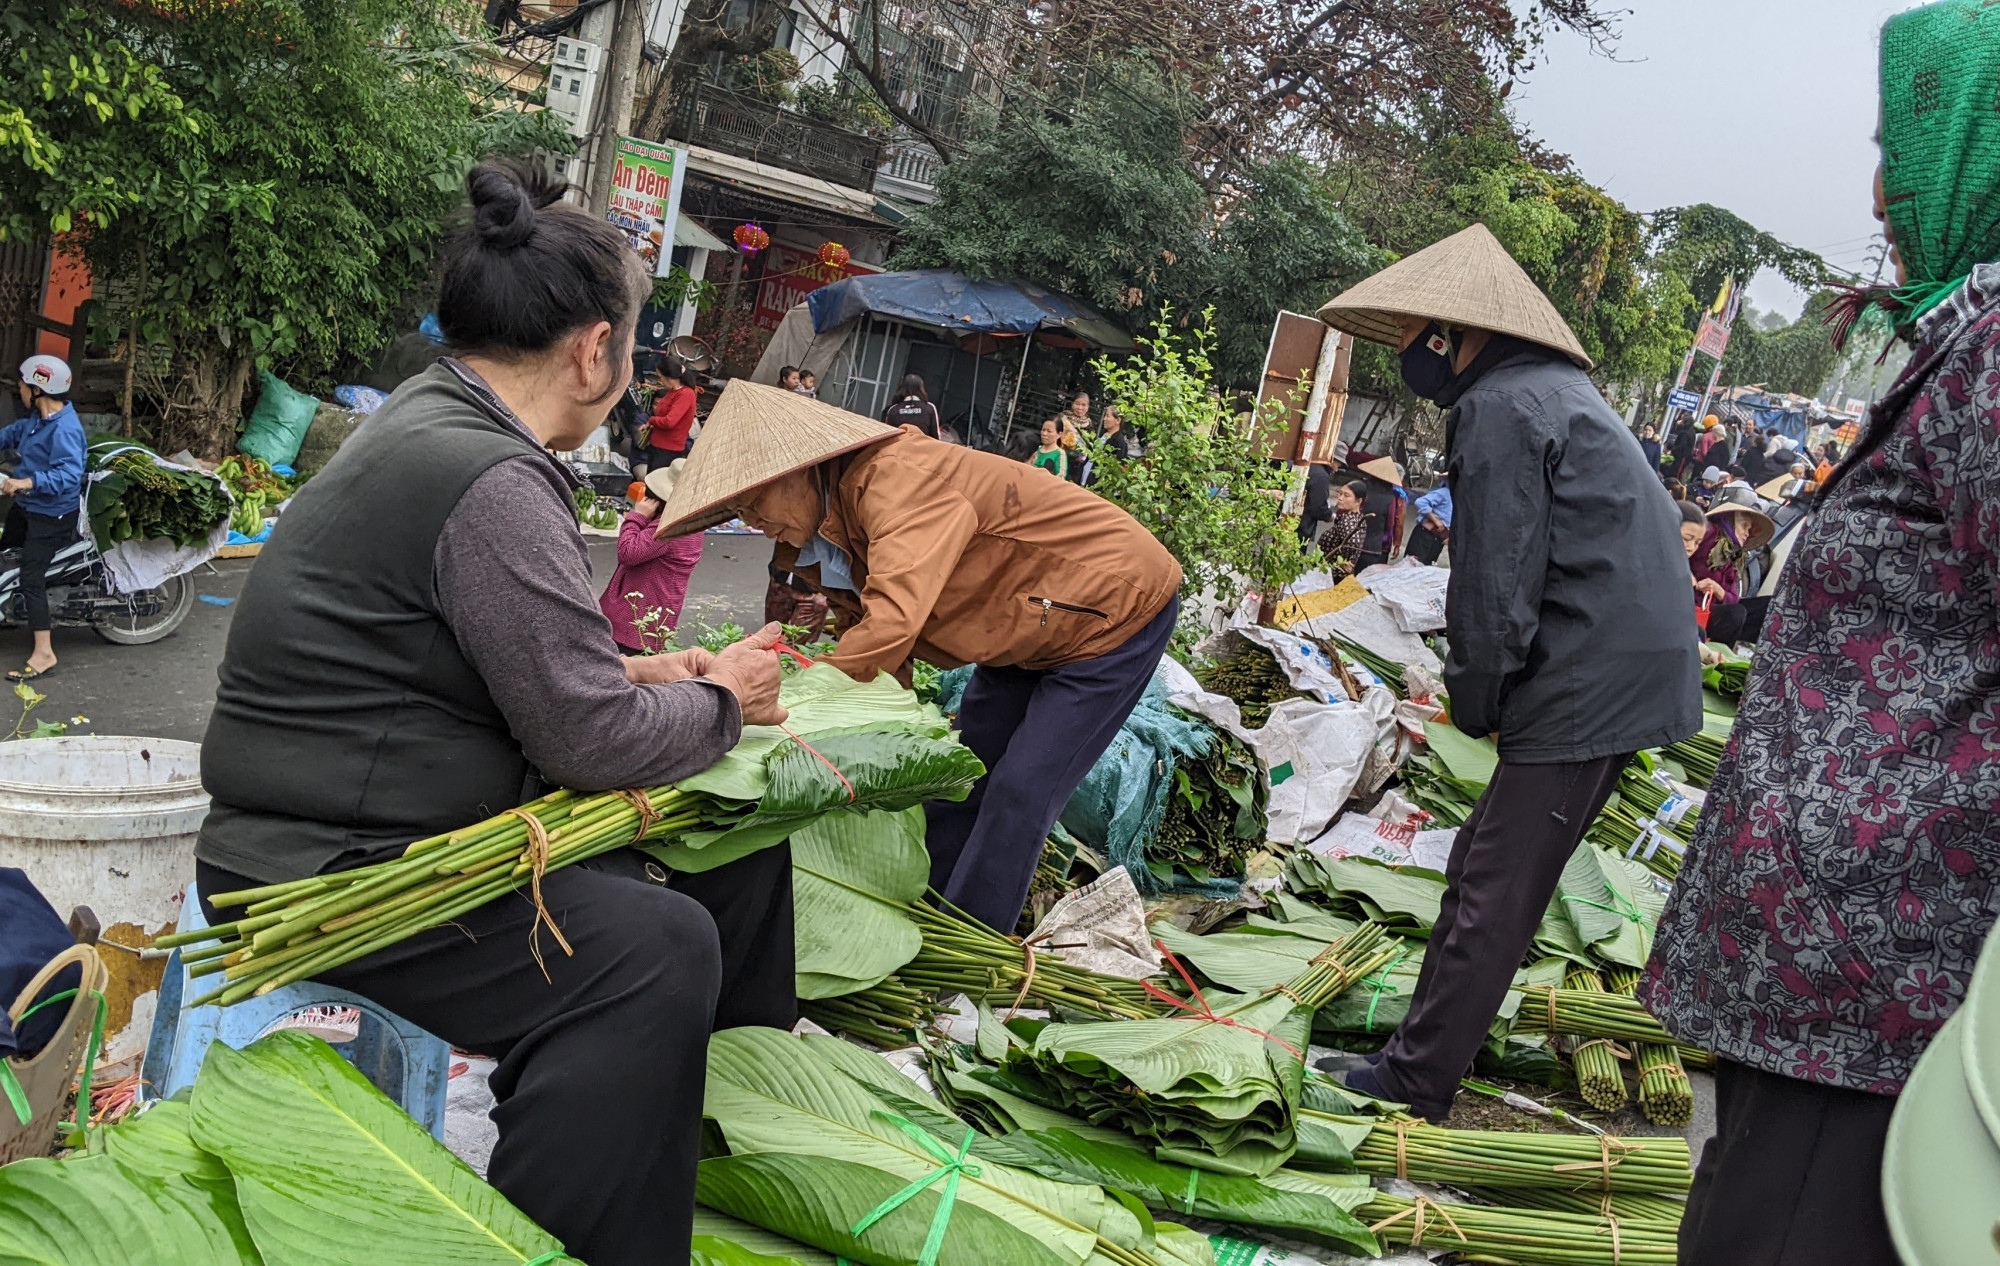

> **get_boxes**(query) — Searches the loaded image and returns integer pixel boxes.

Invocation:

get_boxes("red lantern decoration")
[733,223,770,253]
[816,240,851,271]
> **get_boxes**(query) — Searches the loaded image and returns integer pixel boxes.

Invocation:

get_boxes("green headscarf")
[1878,0,2000,326]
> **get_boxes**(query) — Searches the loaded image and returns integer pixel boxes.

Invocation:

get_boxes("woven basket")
[0,943,109,1163]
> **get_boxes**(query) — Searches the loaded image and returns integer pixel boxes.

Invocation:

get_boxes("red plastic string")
[780,722,855,803]
[773,640,819,669]
[1143,939,1303,1059]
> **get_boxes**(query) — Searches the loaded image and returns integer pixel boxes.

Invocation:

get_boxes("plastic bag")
[238,370,321,467]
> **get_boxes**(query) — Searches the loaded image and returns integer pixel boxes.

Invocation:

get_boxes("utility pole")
[585,0,649,215]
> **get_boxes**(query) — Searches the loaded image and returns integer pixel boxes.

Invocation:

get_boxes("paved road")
[17,530,774,745]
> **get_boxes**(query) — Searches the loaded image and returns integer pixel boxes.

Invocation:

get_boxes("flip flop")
[7,664,56,682]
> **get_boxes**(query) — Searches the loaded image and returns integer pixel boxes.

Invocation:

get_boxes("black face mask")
[1399,321,1457,403]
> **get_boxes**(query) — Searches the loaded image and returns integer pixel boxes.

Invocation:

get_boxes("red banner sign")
[753,245,878,330]
[1694,315,1731,359]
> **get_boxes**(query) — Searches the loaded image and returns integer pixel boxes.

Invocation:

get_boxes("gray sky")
[1508,0,1902,319]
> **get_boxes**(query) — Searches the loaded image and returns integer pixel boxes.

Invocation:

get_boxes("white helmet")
[18,355,72,397]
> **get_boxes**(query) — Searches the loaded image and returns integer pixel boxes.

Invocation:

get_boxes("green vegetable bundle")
[1001,925,1396,1175]
[1147,730,1266,887]
[86,442,232,548]
[0,1031,580,1264]
[1195,642,1305,727]
[1664,732,1726,787]
[1604,967,1692,1128]
[1562,970,1630,1113]
[1512,987,1712,1069]
[901,898,1163,1020]
[1325,635,1408,697]
[1358,1192,1679,1265]
[1315,1115,1690,1195]
[1471,1186,1686,1225]
[801,976,935,1048]
[1585,759,1699,880]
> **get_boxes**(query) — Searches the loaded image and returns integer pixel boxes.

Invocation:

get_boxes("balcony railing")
[878,134,943,190]
[666,81,884,193]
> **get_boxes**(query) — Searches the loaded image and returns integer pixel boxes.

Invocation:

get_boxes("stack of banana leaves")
[85,439,234,548]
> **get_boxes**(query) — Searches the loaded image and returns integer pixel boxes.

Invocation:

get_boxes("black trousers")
[925,597,1178,932]
[1407,525,1447,566]
[197,841,796,1266]
[1706,595,1771,646]
[1680,1059,1898,1266]
[1376,755,1626,1120]
[3,504,77,632]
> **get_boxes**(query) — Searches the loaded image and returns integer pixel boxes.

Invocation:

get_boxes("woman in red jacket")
[639,356,698,475]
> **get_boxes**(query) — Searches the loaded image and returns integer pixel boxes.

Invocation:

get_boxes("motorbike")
[0,529,195,646]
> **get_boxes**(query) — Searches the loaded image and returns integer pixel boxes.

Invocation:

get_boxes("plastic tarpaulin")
[805,269,1136,351]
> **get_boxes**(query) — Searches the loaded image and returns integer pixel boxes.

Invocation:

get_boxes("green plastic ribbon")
[1360,945,1412,1033]
[1181,1165,1200,1214]
[850,1112,983,1266]
[16,987,78,1024]
[61,992,106,1134]
[522,1252,566,1265]
[1560,884,1645,926]
[0,1061,30,1125]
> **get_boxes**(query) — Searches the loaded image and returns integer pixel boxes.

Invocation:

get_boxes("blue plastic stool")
[141,883,452,1139]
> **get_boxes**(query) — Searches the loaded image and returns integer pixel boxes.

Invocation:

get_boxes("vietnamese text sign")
[606,136,686,277]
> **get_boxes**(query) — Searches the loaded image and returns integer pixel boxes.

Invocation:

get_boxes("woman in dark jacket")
[1315,221,1700,1126]
[1643,10,2000,1262]
[880,373,941,438]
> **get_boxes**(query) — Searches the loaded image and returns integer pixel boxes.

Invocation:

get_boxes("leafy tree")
[1086,314,1313,641]
[895,63,1378,385]
[1649,205,1832,318]
[1715,293,1844,398]
[0,0,565,455]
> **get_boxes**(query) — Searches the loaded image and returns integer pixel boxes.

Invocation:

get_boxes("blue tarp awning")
[805,269,1135,351]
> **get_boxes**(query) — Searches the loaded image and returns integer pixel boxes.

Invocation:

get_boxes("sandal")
[6,664,55,682]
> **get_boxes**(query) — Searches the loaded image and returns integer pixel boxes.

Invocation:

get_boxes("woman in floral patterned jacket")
[1642,5,2000,1262]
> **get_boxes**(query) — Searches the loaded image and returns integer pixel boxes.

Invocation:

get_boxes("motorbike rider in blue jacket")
[3,355,88,680]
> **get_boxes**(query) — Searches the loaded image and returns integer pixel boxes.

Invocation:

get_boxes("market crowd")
[1,4,1987,1265]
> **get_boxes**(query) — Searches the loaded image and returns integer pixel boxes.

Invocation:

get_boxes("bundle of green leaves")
[1147,731,1265,887]
[86,444,232,548]
[994,927,1395,1176]
[1194,644,1306,729]
[697,1027,1221,1265]
[0,1031,580,1263]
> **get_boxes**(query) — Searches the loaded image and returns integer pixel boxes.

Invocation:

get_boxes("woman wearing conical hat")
[1313,222,1702,1121]
[652,383,1183,933]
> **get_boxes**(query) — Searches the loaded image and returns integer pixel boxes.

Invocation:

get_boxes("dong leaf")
[701,1027,1197,1265]
[757,730,985,820]
[791,808,929,999]
[678,665,951,802]
[693,1208,836,1264]
[1421,720,1498,787]
[191,1032,577,1265]
[0,1102,263,1266]
[1000,1129,1380,1257]
[690,1233,815,1265]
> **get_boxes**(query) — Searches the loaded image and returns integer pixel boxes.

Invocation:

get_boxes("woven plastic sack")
[238,370,321,468]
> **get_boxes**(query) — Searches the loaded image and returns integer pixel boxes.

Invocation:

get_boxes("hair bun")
[467,162,544,251]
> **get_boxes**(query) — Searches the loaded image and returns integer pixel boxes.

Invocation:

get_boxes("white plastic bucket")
[0,735,209,1070]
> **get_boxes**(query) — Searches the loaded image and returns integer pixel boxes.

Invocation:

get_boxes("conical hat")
[1317,223,1592,369]
[1357,456,1403,487]
[653,380,898,536]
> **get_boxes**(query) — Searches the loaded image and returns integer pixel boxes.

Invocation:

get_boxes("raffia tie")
[1004,932,1048,1021]
[1367,1196,1468,1248]
[1546,987,1560,1035]
[618,789,661,842]
[1393,1119,1411,1181]
[1552,1134,1641,1191]
[506,808,574,981]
